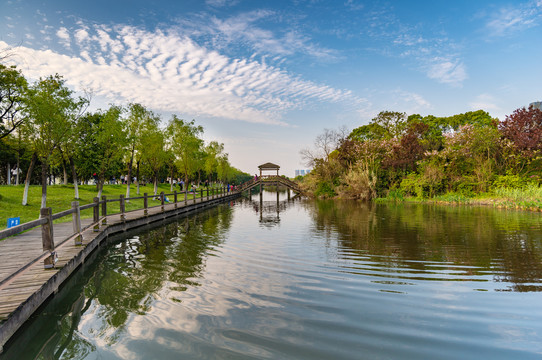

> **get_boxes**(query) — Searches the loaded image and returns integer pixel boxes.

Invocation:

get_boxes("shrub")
[315,181,336,198]
[492,174,531,189]
[337,166,377,200]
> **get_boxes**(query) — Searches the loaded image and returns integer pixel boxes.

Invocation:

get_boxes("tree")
[0,64,28,140]
[217,154,231,183]
[300,127,348,167]
[139,122,168,195]
[499,105,542,154]
[167,116,204,186]
[124,103,160,199]
[77,107,127,198]
[23,74,87,207]
[371,111,407,139]
[204,141,224,182]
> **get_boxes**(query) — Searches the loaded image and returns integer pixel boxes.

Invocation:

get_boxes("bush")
[336,166,377,200]
[492,174,531,189]
[386,188,404,201]
[315,181,336,198]
[400,173,425,198]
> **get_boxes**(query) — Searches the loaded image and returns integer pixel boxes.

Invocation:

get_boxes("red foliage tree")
[499,106,542,153]
[384,122,428,172]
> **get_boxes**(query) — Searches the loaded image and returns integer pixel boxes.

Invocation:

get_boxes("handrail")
[0,218,48,241]
[0,186,237,269]
[238,175,303,193]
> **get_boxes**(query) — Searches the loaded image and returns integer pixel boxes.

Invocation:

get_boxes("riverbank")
[0,184,215,231]
[376,186,542,212]
[0,189,240,351]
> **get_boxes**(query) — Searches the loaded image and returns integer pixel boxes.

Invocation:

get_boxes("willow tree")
[204,141,225,183]
[124,103,160,198]
[167,116,204,186]
[23,74,87,207]
[140,122,168,196]
[0,64,28,140]
[93,106,127,199]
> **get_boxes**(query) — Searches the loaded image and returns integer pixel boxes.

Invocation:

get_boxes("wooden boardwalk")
[0,192,239,351]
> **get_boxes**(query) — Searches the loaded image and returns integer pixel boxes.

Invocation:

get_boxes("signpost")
[7,217,20,228]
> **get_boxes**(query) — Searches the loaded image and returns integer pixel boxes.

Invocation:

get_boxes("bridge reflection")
[243,189,302,227]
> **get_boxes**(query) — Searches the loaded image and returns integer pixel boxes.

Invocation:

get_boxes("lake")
[3,191,542,359]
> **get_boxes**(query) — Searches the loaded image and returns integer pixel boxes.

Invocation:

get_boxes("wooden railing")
[0,186,234,271]
[238,176,303,194]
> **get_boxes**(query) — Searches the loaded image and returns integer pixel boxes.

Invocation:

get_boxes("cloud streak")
[486,0,542,36]
[1,23,363,126]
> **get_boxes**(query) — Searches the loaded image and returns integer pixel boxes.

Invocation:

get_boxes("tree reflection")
[307,200,542,291]
[2,204,234,359]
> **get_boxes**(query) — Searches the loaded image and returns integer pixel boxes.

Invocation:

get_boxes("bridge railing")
[238,176,303,193]
[0,186,234,274]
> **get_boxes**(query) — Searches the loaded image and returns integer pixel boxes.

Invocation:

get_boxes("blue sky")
[1,0,541,176]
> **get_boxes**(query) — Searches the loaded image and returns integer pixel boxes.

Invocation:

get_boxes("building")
[530,101,541,110]
[295,169,311,177]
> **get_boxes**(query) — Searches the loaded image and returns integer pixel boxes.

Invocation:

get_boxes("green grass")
[0,183,209,230]
[378,185,542,212]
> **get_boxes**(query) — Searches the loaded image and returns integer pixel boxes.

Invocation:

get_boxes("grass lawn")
[0,183,202,231]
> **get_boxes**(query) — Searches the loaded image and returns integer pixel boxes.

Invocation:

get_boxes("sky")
[1,0,541,176]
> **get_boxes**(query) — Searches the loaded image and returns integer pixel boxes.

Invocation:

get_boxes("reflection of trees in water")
[307,200,542,291]
[3,204,234,359]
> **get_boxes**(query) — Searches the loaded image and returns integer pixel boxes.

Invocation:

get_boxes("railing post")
[144,193,148,216]
[200,189,203,201]
[72,201,83,245]
[93,197,100,232]
[184,189,187,205]
[174,190,178,208]
[207,188,209,200]
[41,207,57,269]
[160,192,165,212]
[101,195,107,225]
[120,194,126,221]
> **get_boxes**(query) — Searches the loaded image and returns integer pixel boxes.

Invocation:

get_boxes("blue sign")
[7,217,20,228]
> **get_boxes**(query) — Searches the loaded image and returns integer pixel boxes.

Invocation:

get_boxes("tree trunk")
[22,153,37,205]
[97,177,104,199]
[41,158,48,209]
[153,175,158,196]
[16,150,20,185]
[136,160,140,195]
[170,166,174,191]
[126,151,134,200]
[7,162,10,185]
[63,161,68,185]
[69,157,79,199]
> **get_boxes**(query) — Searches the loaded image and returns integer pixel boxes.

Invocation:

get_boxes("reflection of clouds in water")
[20,200,542,359]
[488,324,542,354]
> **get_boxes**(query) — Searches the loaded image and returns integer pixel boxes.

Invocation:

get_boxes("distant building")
[530,101,541,110]
[295,169,311,177]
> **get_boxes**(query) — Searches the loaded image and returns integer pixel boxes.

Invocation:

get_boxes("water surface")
[3,192,542,359]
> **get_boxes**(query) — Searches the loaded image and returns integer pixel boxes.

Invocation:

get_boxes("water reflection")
[2,205,234,359]
[307,200,542,292]
[3,200,542,360]
[246,189,301,227]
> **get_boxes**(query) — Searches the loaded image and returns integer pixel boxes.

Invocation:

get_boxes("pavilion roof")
[258,162,280,170]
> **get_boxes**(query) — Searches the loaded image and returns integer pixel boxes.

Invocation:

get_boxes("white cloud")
[486,1,542,36]
[427,59,467,86]
[176,10,339,62]
[0,23,363,126]
[205,0,240,7]
[469,94,500,112]
[56,27,71,48]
